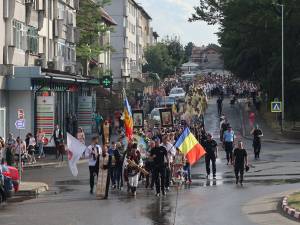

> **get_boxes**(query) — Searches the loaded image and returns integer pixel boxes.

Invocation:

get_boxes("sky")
[138,0,220,46]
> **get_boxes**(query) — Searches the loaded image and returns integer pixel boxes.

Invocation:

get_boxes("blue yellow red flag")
[123,90,133,140]
[175,128,206,165]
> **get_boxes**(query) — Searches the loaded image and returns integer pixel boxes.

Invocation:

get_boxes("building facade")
[191,45,224,70]
[0,0,100,141]
[105,0,154,85]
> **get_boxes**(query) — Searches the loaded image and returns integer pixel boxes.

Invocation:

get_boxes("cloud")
[138,0,220,46]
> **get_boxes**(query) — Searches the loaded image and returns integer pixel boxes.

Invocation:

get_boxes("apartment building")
[191,45,224,70]
[0,0,99,140]
[105,0,154,85]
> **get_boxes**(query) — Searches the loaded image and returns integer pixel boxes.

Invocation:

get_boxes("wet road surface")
[1,98,299,225]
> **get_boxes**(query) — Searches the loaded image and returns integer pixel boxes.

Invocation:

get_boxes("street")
[1,99,299,225]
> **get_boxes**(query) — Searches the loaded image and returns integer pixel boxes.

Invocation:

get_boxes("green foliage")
[77,0,111,60]
[184,42,195,61]
[143,43,174,79]
[190,0,300,120]
[143,37,193,79]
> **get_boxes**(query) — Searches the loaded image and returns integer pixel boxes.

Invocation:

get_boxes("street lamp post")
[274,2,285,132]
[280,3,284,132]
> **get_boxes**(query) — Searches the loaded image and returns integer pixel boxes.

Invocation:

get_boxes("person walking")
[250,125,263,159]
[0,163,7,205]
[76,127,85,145]
[27,133,36,164]
[108,142,119,189]
[5,133,16,166]
[36,128,45,159]
[145,141,155,189]
[223,126,235,165]
[204,133,218,179]
[160,135,176,191]
[217,96,223,116]
[85,136,102,194]
[51,125,62,159]
[125,143,143,196]
[233,141,248,186]
[150,138,169,197]
[94,112,103,136]
[14,137,26,167]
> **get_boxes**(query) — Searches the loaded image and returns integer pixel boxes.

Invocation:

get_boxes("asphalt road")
[1,98,300,225]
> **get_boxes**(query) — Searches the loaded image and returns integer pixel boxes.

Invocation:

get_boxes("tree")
[189,0,300,120]
[184,42,195,62]
[143,43,174,79]
[143,38,187,79]
[77,0,112,77]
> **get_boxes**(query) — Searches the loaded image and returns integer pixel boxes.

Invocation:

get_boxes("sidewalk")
[23,156,88,169]
[237,100,300,144]
[8,181,48,203]
[23,132,118,169]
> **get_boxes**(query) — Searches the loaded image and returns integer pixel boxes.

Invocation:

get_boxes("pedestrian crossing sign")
[271,101,282,113]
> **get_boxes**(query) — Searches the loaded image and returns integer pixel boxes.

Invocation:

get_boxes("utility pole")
[280,4,285,132]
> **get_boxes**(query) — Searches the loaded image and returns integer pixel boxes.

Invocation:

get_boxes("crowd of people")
[0,72,265,203]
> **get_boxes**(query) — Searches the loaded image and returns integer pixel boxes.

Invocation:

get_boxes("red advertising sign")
[17,109,24,119]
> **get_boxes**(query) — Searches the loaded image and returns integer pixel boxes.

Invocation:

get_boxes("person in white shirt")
[27,133,36,164]
[161,135,176,190]
[85,136,102,194]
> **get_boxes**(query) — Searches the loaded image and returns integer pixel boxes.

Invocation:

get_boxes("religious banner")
[78,96,93,134]
[36,96,55,146]
[132,110,144,128]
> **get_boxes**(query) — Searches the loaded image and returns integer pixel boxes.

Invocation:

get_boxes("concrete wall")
[8,91,34,137]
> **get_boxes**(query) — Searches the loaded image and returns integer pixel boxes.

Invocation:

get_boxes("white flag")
[67,133,87,177]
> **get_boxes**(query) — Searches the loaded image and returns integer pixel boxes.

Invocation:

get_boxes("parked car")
[168,87,186,101]
[158,96,176,107]
[0,165,19,204]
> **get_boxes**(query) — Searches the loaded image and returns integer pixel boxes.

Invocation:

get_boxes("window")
[56,41,66,57]
[12,20,27,50]
[27,26,38,54]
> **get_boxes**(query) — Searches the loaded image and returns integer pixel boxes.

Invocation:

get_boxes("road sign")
[17,109,24,119]
[101,76,113,88]
[271,101,282,113]
[15,119,25,129]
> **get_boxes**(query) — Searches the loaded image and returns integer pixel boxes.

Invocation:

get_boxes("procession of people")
[0,73,263,204]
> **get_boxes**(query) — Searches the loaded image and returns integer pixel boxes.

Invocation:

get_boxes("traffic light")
[101,76,113,88]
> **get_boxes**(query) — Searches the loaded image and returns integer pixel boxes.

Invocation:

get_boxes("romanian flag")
[175,128,206,165]
[124,93,133,140]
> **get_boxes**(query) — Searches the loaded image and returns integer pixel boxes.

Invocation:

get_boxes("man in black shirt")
[217,97,223,116]
[204,133,218,179]
[233,141,248,186]
[150,138,169,196]
[250,125,263,159]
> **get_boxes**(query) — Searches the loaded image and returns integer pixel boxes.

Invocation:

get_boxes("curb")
[23,159,88,169]
[282,196,300,221]
[16,182,49,197]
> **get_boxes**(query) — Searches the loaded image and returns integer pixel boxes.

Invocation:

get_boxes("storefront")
[7,67,99,142]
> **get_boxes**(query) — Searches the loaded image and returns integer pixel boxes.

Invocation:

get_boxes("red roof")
[100,7,117,26]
